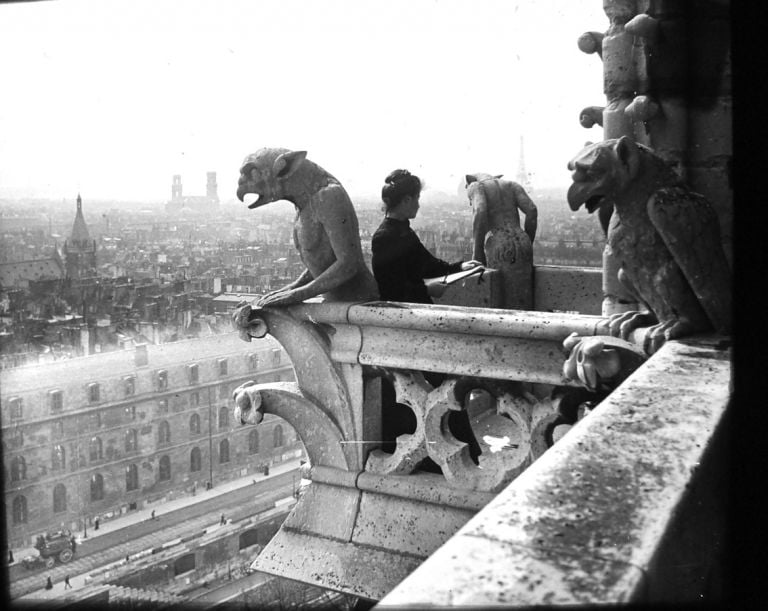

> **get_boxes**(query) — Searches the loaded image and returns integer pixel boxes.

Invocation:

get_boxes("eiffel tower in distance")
[515,134,533,195]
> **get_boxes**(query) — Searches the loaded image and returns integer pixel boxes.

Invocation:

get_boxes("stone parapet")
[378,335,731,606]
[231,296,658,599]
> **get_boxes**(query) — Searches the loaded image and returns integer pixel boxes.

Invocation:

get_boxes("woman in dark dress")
[372,169,482,463]
[371,169,480,304]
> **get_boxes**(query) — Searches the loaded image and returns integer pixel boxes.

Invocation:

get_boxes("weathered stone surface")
[532,265,602,315]
[352,490,474,558]
[378,534,647,606]
[281,482,360,542]
[254,481,478,601]
[365,371,430,475]
[378,336,731,606]
[433,268,495,308]
[423,380,538,492]
[234,301,728,603]
[254,530,423,601]
[358,327,568,385]
[355,471,494,511]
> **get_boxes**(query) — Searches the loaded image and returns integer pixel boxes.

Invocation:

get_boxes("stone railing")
[230,295,649,600]
[378,334,731,606]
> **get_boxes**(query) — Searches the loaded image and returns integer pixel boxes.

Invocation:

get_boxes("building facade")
[1,332,299,548]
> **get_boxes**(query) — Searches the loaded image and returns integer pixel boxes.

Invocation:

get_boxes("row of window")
[9,427,286,524]
[5,349,284,420]
[9,425,285,482]
[9,391,235,452]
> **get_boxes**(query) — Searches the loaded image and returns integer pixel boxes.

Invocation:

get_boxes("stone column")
[579,0,644,316]
[628,0,732,267]
[580,1,732,310]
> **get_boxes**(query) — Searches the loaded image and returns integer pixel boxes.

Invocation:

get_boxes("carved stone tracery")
[232,303,610,495]
[364,372,592,493]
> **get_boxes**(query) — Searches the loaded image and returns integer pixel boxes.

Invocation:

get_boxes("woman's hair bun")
[381,168,421,211]
[385,169,412,185]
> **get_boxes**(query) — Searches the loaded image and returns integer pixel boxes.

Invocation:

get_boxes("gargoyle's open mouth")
[584,194,604,213]
[567,181,605,214]
[237,189,261,208]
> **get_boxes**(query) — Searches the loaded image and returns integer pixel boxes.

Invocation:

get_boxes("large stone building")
[1,332,300,549]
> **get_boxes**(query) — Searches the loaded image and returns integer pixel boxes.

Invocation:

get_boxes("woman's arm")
[412,233,463,278]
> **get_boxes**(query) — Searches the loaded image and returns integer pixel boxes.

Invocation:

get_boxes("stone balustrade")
[378,334,731,606]
[228,281,731,603]
[230,287,667,600]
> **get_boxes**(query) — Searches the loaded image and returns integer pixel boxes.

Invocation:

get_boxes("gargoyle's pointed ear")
[465,174,478,186]
[494,174,503,179]
[274,150,307,179]
[615,136,640,178]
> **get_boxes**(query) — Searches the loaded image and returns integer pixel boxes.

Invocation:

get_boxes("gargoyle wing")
[647,187,732,332]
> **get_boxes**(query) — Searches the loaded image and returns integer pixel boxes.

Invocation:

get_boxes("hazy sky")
[0,0,606,202]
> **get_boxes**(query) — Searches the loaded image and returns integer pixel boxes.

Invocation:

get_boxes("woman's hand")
[460,260,482,271]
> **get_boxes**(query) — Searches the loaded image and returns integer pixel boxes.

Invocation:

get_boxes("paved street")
[9,460,301,602]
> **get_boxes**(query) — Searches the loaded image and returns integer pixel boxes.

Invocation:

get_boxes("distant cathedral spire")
[65,193,96,279]
[515,135,533,193]
[71,193,91,243]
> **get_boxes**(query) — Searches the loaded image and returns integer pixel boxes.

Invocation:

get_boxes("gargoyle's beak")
[567,182,603,213]
[236,185,261,208]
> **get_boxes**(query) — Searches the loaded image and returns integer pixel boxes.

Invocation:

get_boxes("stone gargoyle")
[563,136,731,388]
[465,173,538,309]
[236,148,379,307]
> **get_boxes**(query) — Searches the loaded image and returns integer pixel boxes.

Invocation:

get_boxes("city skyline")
[0,0,605,203]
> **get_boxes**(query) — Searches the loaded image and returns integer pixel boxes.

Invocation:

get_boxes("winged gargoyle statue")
[562,136,731,389]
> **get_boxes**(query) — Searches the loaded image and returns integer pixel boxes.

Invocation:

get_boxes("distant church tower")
[64,193,97,279]
[172,174,183,201]
[206,171,219,203]
[515,135,533,194]
[165,172,219,212]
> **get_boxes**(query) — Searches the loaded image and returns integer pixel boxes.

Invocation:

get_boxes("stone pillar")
[581,0,733,307]
[629,0,732,267]
[579,0,644,316]
[579,0,733,284]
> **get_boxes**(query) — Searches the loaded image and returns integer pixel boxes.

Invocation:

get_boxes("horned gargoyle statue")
[562,136,731,390]
[465,173,538,309]
[236,147,379,309]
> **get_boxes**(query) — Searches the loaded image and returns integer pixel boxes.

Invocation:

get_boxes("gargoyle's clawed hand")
[256,288,304,308]
[644,317,695,355]
[232,381,264,426]
[563,333,647,392]
[597,310,657,340]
